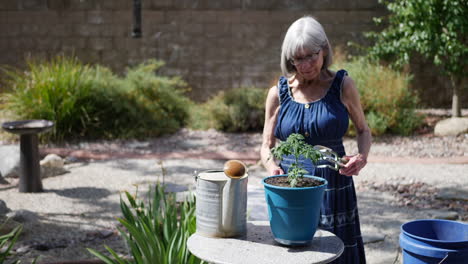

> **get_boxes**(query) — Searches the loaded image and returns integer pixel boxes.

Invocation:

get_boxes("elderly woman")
[261,16,372,263]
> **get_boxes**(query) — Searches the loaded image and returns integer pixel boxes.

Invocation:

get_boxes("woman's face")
[291,48,324,81]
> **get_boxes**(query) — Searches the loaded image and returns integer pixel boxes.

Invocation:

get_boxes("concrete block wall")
[0,0,461,107]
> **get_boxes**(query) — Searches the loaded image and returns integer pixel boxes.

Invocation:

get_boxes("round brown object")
[223,160,247,178]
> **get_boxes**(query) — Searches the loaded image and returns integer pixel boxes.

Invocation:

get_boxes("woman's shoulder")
[329,69,353,86]
[340,72,358,104]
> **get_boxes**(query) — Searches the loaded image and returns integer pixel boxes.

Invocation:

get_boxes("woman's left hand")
[339,154,367,176]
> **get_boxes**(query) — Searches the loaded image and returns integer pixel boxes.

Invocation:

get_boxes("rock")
[0,245,7,254]
[0,177,8,184]
[99,229,114,239]
[0,200,11,216]
[434,117,468,136]
[40,154,64,167]
[32,243,50,251]
[64,156,80,164]
[363,233,386,244]
[40,154,67,178]
[436,188,468,201]
[33,239,69,250]
[127,141,150,149]
[6,210,39,223]
[0,217,22,235]
[15,245,31,254]
[0,145,20,179]
[425,210,459,220]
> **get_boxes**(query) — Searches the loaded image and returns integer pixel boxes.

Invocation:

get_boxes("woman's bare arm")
[261,85,284,175]
[340,76,372,176]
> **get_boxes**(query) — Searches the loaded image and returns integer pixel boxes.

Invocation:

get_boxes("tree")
[366,0,467,117]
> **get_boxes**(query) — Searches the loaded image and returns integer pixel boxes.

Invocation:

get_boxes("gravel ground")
[40,128,468,159]
[1,110,467,264]
[2,109,467,159]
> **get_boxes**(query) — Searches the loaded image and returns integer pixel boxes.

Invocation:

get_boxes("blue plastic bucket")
[399,219,468,264]
[263,175,327,246]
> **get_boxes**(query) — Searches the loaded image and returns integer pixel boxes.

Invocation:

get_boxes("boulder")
[0,145,20,179]
[40,154,68,178]
[434,117,468,136]
[0,216,22,236]
[6,209,39,223]
[0,200,10,216]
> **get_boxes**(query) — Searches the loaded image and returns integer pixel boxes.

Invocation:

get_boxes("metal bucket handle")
[438,253,449,264]
[438,249,468,264]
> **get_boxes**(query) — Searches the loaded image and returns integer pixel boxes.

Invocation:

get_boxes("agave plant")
[88,183,204,264]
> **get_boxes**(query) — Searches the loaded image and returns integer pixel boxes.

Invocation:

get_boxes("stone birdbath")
[2,119,54,192]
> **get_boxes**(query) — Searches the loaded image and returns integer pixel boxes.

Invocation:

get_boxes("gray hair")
[280,16,333,76]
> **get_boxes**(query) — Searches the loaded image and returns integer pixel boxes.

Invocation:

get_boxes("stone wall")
[0,0,463,107]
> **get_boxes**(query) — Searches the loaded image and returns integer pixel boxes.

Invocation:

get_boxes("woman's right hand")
[261,85,283,176]
[270,166,285,176]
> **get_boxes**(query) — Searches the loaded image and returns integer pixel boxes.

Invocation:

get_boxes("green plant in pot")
[262,133,329,246]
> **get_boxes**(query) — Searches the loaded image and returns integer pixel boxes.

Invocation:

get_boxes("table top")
[187,221,344,264]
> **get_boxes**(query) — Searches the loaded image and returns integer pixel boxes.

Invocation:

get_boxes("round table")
[187,221,344,264]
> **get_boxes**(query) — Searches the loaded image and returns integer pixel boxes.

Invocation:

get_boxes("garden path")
[0,128,466,264]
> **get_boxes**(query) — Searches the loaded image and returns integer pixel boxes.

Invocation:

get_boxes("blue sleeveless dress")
[274,70,366,264]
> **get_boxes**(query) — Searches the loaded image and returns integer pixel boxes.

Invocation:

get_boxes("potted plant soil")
[263,133,329,246]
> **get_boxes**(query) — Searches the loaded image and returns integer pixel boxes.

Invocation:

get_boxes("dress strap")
[329,69,348,97]
[277,76,290,104]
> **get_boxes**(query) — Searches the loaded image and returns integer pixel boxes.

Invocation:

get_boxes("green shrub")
[0,56,95,141]
[189,87,267,132]
[120,61,191,138]
[332,56,423,136]
[0,57,191,141]
[88,184,203,264]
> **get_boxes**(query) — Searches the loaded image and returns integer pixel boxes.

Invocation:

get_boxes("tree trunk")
[450,76,461,117]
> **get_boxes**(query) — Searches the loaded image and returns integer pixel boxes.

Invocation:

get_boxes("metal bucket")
[195,170,248,237]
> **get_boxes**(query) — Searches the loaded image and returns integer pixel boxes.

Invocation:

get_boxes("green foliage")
[0,224,22,264]
[0,57,191,142]
[364,0,467,116]
[0,56,95,141]
[88,184,203,264]
[99,60,191,139]
[366,0,467,78]
[332,56,423,136]
[189,87,267,132]
[271,133,323,187]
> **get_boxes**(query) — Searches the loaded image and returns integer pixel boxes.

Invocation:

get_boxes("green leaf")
[0,225,22,262]
[271,133,325,186]
[87,248,120,264]
[88,183,202,264]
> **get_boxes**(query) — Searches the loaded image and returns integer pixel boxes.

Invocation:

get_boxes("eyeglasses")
[290,50,321,66]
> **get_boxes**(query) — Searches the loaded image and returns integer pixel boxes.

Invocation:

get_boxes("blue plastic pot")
[399,219,468,264]
[262,175,327,246]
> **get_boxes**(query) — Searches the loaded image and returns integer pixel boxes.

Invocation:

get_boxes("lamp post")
[132,0,142,38]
